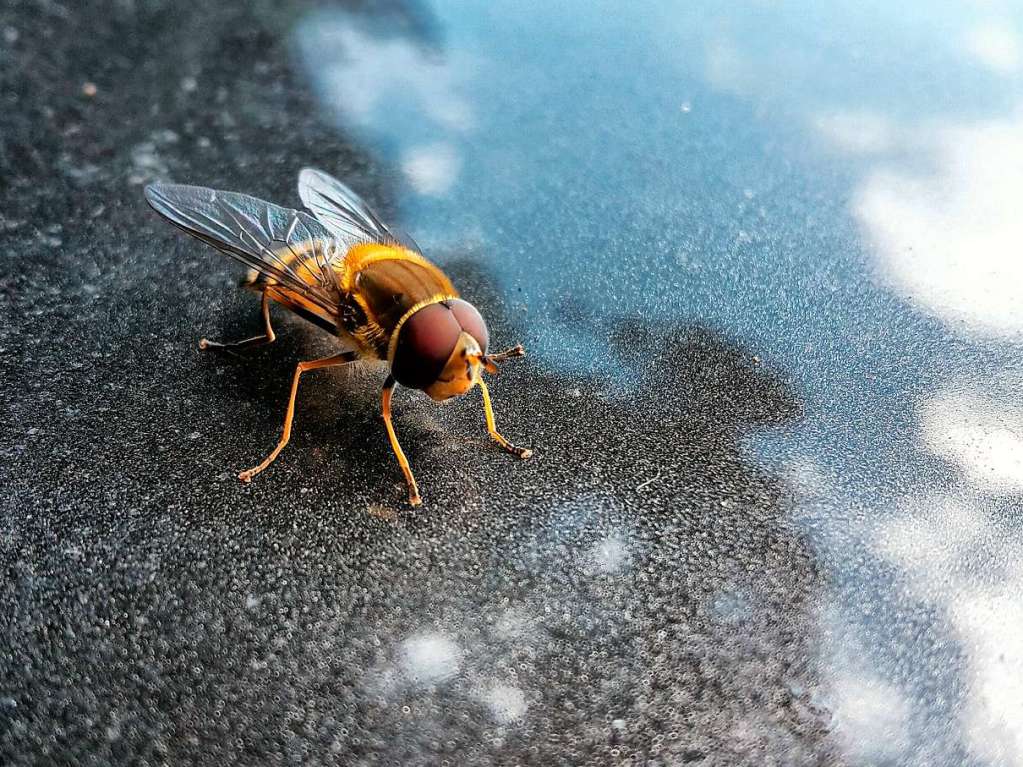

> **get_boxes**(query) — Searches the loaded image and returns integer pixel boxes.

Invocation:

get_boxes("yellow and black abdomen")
[339,243,458,359]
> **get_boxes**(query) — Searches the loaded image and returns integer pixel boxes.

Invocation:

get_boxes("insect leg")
[381,376,422,507]
[478,379,533,459]
[238,350,359,482]
[200,291,277,352]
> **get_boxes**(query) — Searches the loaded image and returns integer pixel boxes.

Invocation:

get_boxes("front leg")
[381,376,422,507]
[478,379,532,459]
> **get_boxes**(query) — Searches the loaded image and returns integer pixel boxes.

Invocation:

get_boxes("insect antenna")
[478,344,526,374]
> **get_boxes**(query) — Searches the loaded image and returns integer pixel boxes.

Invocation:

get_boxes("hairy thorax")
[338,243,457,359]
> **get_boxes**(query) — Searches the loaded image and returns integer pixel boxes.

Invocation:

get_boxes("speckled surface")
[3,1,1023,765]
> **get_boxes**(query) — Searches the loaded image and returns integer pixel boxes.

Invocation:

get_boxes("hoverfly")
[144,168,531,506]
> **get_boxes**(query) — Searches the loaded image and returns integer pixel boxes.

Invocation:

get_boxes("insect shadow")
[185,263,828,762]
[192,293,405,498]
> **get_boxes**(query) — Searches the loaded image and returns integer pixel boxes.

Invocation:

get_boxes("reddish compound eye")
[392,303,461,390]
[448,299,489,354]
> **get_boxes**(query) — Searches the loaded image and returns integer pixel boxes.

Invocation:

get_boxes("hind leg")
[200,291,276,352]
[238,350,359,482]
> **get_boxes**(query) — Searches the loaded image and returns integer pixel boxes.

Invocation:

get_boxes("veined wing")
[298,168,422,253]
[145,183,344,321]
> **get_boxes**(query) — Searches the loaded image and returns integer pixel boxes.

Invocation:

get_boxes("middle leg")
[238,350,359,482]
[381,376,422,507]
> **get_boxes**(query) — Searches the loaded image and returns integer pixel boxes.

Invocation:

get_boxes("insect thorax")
[338,244,457,360]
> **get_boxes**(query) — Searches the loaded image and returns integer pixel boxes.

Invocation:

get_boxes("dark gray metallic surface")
[3,1,1022,764]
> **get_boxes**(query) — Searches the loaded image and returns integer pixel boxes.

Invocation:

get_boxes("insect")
[144,168,531,506]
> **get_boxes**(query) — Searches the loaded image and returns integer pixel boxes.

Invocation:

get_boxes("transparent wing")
[298,167,422,252]
[145,183,343,316]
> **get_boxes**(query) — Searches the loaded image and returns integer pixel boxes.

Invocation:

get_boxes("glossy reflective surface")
[3,0,1023,764]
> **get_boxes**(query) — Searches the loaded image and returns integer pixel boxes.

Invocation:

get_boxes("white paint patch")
[298,17,474,135]
[872,484,1023,764]
[964,20,1021,75]
[477,683,528,724]
[875,493,986,589]
[955,584,1023,765]
[831,673,911,763]
[128,130,178,185]
[400,632,461,685]
[402,143,461,196]
[919,386,1023,494]
[589,533,631,574]
[855,109,1023,338]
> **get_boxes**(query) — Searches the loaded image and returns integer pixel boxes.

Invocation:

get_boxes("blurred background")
[2,1,1023,764]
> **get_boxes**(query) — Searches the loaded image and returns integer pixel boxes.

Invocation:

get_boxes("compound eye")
[448,299,489,354]
[392,303,461,390]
